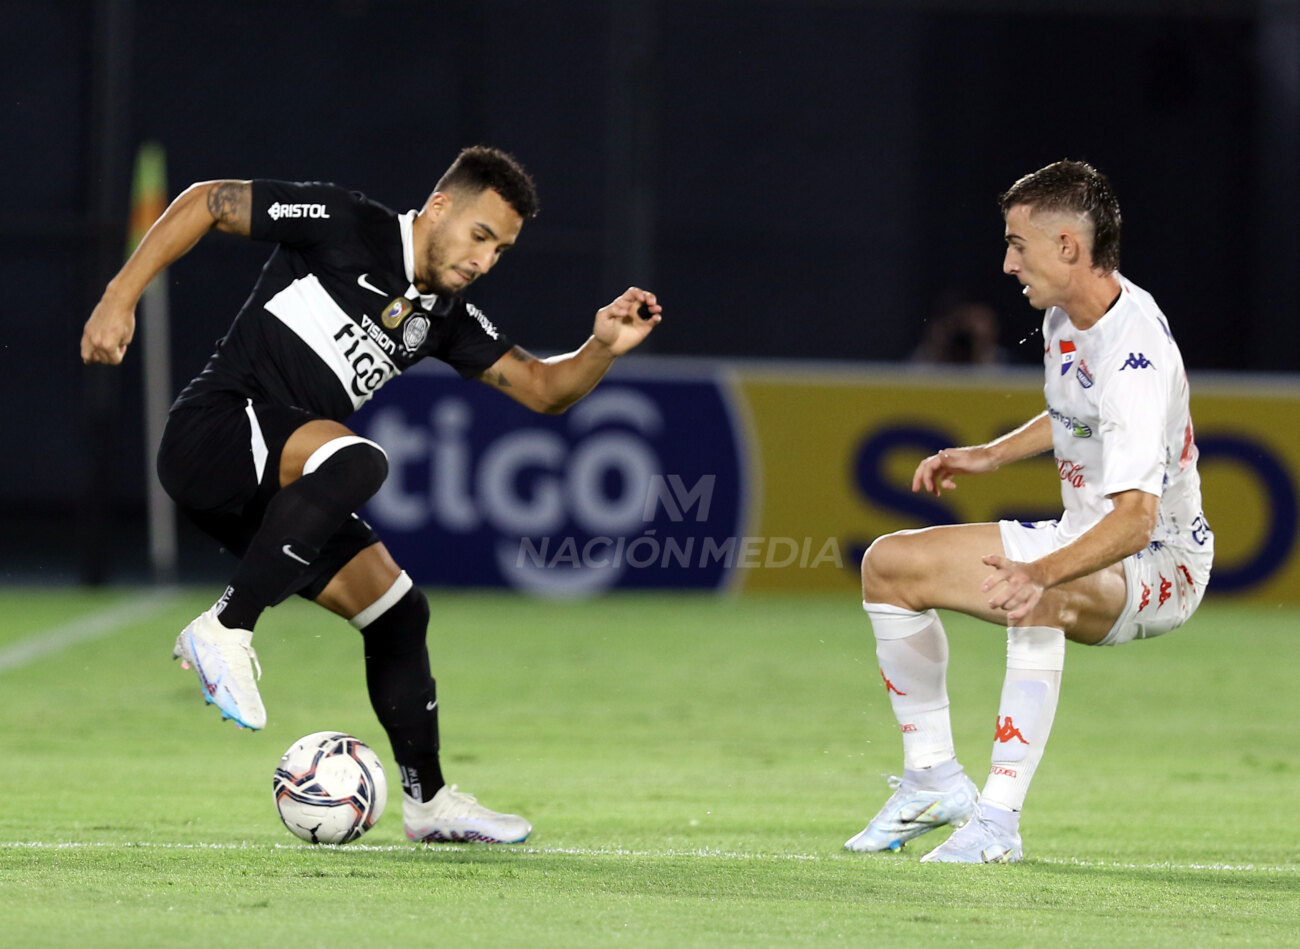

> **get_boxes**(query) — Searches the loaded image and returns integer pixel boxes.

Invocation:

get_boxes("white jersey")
[1041,275,1213,576]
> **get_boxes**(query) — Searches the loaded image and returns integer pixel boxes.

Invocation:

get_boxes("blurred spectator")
[911,292,1007,365]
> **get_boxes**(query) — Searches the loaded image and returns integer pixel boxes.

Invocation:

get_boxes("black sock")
[398,756,446,804]
[358,586,444,802]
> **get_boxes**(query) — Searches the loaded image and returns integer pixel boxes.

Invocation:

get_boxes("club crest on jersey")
[382,297,413,329]
[1059,339,1076,375]
[1075,358,1094,388]
[402,314,430,351]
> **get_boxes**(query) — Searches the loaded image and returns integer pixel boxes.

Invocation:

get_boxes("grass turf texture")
[0,589,1296,947]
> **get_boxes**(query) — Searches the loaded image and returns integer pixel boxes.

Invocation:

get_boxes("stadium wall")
[353,359,1299,604]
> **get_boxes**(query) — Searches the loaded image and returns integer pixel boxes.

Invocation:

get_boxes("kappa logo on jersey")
[1059,339,1076,375]
[995,716,1029,745]
[466,302,499,340]
[1120,352,1154,370]
[1075,358,1094,388]
[382,297,412,329]
[267,202,331,221]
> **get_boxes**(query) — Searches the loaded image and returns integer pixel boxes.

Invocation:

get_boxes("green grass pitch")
[1,588,1296,947]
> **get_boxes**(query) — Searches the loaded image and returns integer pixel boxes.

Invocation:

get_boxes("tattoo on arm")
[206,181,251,233]
[481,347,538,390]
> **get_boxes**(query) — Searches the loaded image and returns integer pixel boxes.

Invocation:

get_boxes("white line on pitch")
[0,841,1295,873]
[0,589,181,674]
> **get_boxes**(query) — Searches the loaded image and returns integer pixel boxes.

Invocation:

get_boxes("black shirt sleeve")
[434,300,515,379]
[249,180,364,248]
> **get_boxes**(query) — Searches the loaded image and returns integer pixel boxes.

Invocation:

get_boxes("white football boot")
[404,784,532,844]
[845,773,978,852]
[920,802,1023,864]
[173,607,266,730]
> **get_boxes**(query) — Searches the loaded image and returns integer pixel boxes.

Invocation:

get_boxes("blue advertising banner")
[350,361,752,595]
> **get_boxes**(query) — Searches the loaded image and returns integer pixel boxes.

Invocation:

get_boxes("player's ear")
[423,190,453,220]
[1058,228,1081,265]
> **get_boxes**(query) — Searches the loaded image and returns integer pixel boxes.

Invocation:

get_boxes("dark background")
[2,0,1297,584]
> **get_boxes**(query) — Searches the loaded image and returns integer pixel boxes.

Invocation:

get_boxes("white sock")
[863,601,956,774]
[981,625,1065,813]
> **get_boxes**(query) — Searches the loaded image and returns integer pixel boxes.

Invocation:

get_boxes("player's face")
[417,188,524,295]
[1002,204,1072,310]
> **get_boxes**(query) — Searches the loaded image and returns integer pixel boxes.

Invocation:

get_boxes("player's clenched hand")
[81,298,136,365]
[593,287,661,356]
[980,554,1046,624]
[911,446,997,497]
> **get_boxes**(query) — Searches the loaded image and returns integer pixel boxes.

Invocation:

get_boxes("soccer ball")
[272,731,388,844]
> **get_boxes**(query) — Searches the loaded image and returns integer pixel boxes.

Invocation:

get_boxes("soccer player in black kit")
[81,146,663,843]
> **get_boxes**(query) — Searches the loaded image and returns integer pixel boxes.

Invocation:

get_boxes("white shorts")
[998,520,1210,646]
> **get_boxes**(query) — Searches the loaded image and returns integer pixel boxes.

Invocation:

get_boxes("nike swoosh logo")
[282,544,310,565]
[357,273,386,296]
[426,700,438,711]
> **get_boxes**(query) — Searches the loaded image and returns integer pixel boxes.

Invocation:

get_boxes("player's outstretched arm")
[478,287,662,414]
[80,180,252,365]
[912,412,1052,496]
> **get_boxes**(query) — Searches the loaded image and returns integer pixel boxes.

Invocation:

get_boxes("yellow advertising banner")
[731,365,1300,602]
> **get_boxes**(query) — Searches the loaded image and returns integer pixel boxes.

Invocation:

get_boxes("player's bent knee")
[305,436,390,503]
[860,532,911,599]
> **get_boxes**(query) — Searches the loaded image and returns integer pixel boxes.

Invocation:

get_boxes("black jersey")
[174,180,514,420]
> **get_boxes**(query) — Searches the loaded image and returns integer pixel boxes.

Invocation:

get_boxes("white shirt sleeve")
[1096,334,1169,497]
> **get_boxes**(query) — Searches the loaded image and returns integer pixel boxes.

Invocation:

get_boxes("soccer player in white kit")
[844,160,1213,863]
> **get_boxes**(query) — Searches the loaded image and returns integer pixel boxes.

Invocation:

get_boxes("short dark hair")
[1000,160,1121,273]
[434,145,540,219]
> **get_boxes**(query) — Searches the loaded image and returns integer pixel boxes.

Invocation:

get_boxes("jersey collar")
[399,209,453,313]
[399,210,417,285]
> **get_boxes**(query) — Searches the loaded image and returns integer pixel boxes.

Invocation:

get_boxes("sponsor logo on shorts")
[267,201,331,220]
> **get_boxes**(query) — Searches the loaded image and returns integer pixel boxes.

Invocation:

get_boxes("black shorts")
[156,392,381,602]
